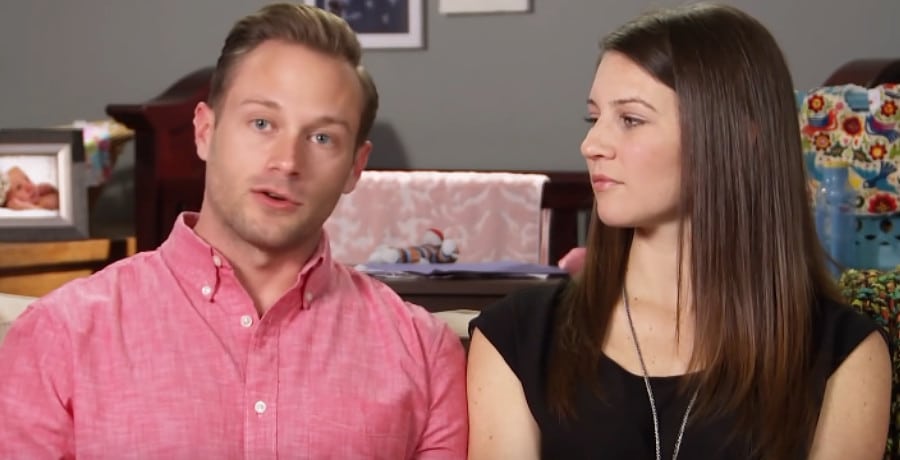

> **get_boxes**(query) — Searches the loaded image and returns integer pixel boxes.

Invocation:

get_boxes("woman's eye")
[583,116,598,124]
[622,116,643,128]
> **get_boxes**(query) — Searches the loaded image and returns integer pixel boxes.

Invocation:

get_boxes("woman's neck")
[624,222,691,311]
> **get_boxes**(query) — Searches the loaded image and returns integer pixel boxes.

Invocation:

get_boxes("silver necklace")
[622,286,698,460]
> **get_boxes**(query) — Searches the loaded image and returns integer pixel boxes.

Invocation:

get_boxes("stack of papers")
[356,261,569,279]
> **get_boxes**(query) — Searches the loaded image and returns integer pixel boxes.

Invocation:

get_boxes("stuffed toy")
[367,228,460,264]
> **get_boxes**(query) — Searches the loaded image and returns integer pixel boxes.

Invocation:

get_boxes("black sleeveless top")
[469,281,882,459]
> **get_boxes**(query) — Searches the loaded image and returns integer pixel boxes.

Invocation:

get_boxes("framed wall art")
[439,0,530,14]
[306,0,424,49]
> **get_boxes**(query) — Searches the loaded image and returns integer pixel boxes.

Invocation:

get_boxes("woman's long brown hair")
[548,4,841,458]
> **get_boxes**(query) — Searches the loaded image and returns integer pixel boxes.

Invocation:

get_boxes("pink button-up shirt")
[0,214,467,459]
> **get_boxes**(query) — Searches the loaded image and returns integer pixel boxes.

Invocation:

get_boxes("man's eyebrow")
[310,116,352,131]
[239,98,281,109]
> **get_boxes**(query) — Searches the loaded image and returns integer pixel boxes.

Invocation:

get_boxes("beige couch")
[0,293,34,344]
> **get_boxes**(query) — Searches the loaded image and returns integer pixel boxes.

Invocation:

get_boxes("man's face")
[6,167,37,204]
[192,40,371,253]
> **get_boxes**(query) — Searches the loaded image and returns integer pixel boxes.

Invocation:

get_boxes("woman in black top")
[466,4,891,460]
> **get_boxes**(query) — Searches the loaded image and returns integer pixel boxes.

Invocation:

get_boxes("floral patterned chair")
[797,83,900,271]
[838,269,900,459]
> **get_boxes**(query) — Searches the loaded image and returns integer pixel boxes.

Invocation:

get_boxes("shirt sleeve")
[415,319,469,459]
[468,282,563,383]
[821,299,885,375]
[0,303,76,458]
[468,290,522,369]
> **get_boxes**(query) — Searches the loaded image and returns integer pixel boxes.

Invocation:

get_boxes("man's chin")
[239,225,318,253]
[242,232,303,253]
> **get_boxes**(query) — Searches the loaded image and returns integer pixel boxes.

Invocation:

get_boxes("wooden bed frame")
[105,58,900,263]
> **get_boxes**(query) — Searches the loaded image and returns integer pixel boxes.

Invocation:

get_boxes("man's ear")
[193,102,216,162]
[343,140,372,194]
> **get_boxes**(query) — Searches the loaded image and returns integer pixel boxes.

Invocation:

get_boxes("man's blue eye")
[252,119,271,130]
[313,133,331,144]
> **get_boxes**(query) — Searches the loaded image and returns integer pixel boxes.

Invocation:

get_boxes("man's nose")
[267,135,305,174]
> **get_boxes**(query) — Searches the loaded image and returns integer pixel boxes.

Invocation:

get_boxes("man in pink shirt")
[0,4,467,459]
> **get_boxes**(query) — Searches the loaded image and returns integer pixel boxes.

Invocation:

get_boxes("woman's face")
[581,51,682,230]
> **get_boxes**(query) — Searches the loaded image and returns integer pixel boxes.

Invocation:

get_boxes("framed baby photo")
[0,128,89,241]
[305,0,424,49]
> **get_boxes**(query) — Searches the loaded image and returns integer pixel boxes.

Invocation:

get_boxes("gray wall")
[0,1,897,231]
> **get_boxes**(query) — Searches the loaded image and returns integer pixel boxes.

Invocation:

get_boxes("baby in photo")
[0,166,59,210]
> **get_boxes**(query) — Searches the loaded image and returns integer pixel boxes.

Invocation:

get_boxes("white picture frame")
[0,129,89,241]
[439,0,530,14]
[306,0,424,49]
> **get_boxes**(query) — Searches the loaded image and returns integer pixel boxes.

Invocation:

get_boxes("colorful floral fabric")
[799,84,900,271]
[839,268,900,459]
[799,84,900,216]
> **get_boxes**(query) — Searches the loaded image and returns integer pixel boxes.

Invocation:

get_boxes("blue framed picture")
[307,0,423,49]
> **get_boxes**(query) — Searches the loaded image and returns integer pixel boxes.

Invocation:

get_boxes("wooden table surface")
[378,276,565,312]
[0,237,136,297]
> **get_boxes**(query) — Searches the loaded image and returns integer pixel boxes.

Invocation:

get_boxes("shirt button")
[240,315,253,328]
[212,255,222,267]
[201,284,212,297]
[254,401,267,414]
[305,292,314,303]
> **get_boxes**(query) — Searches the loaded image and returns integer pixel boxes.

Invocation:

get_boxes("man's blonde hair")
[209,3,378,146]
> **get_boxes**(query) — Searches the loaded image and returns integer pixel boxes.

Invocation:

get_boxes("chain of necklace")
[622,285,698,460]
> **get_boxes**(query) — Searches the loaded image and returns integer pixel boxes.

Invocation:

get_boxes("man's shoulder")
[335,265,459,346]
[32,250,163,318]
[338,266,443,321]
[3,250,166,347]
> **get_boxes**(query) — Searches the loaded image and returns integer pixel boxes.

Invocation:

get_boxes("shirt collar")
[159,212,337,310]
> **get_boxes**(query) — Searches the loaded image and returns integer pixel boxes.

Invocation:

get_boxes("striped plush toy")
[366,228,459,264]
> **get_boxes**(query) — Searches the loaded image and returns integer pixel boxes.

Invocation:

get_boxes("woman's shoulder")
[813,295,887,377]
[469,279,567,337]
[467,279,568,374]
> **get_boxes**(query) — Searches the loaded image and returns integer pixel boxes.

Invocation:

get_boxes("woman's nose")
[580,125,614,160]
